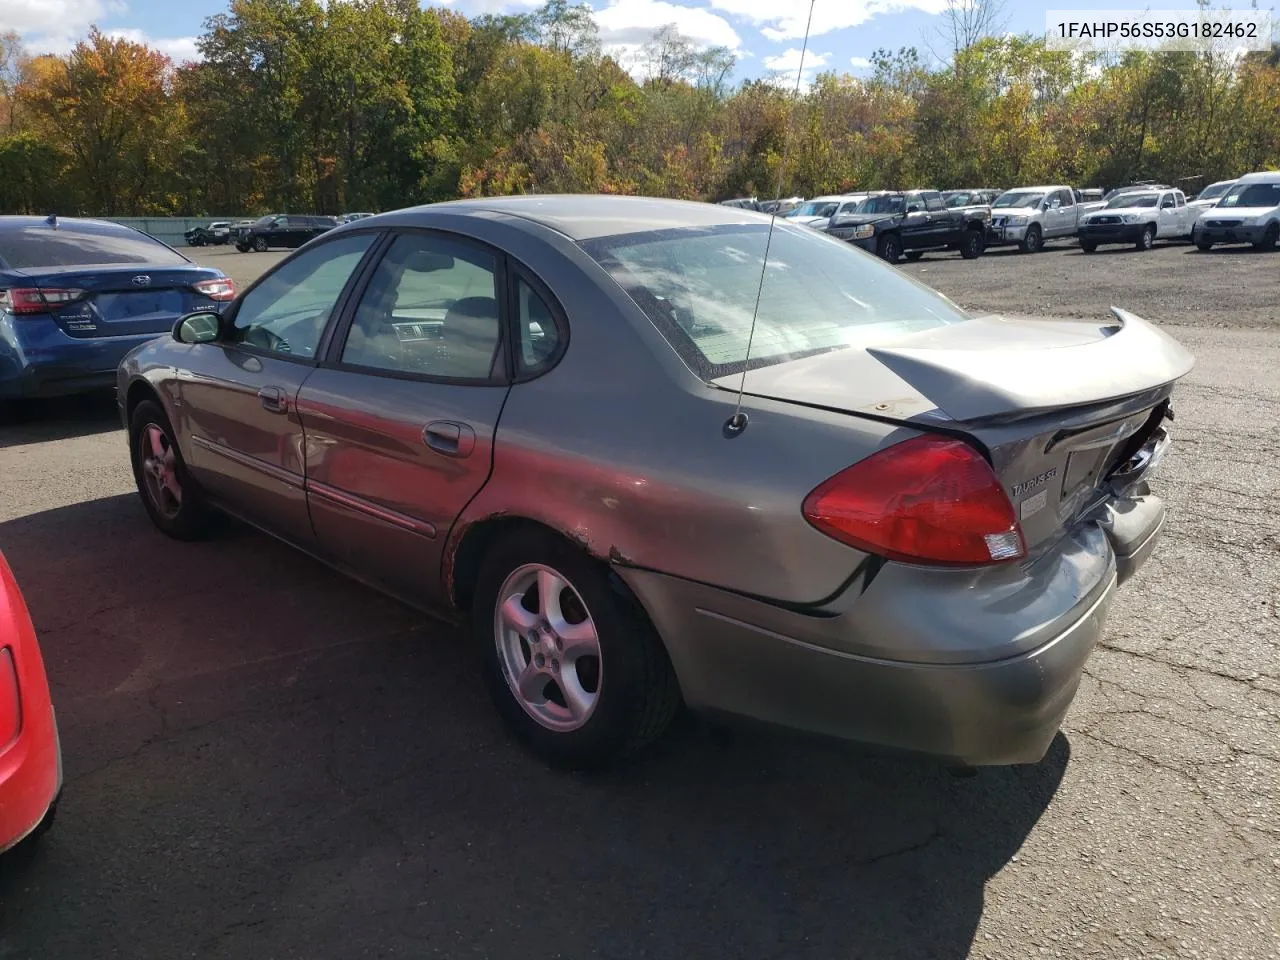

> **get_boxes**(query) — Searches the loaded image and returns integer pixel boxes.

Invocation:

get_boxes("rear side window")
[583,222,968,380]
[0,222,188,269]
[924,193,945,212]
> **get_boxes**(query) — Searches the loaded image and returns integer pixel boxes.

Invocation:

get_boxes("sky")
[0,0,1253,83]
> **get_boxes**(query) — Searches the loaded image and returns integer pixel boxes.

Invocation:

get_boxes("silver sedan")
[117,196,1194,769]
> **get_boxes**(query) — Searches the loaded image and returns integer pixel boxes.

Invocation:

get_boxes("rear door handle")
[423,420,476,458]
[258,386,287,414]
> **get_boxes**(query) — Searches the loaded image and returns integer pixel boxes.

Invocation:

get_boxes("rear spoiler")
[866,308,1196,422]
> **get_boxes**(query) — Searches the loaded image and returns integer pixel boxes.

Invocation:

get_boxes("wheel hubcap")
[140,423,182,519]
[494,563,602,732]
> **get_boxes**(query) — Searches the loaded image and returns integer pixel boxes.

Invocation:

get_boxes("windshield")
[1218,182,1280,208]
[852,195,905,215]
[788,202,838,218]
[1107,194,1158,209]
[581,222,968,379]
[993,191,1044,209]
[0,222,188,269]
[1197,182,1233,202]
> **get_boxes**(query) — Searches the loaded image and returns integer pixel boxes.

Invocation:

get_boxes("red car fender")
[0,550,60,854]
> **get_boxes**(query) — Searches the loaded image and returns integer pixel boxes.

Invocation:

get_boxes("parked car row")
[768,170,1280,260]
[180,213,379,250]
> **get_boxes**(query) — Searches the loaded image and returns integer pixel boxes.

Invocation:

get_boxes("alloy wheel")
[139,424,183,519]
[494,563,602,732]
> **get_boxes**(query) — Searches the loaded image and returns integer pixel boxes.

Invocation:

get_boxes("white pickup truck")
[1077,188,1196,251]
[986,185,1083,253]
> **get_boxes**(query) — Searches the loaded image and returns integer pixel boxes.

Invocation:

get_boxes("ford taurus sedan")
[116,196,1193,769]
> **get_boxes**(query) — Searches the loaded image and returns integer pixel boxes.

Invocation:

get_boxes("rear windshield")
[1218,182,1280,208]
[581,222,968,379]
[0,222,188,269]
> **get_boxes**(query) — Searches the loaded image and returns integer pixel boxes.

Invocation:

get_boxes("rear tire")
[903,250,925,261]
[472,529,680,770]
[959,227,984,259]
[876,233,902,263]
[1019,224,1043,253]
[1136,225,1155,251]
[1252,223,1279,251]
[1081,241,1097,253]
[1195,239,1213,251]
[253,236,269,253]
[236,243,250,253]
[129,399,214,541]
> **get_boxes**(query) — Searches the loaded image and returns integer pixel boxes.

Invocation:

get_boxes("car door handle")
[258,386,287,414]
[423,420,476,458]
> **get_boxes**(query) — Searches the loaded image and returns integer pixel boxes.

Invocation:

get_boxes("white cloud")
[709,0,949,42]
[0,0,126,54]
[0,0,121,36]
[850,55,872,68]
[763,47,827,74]
[761,47,829,92]
[103,28,200,64]
[595,0,742,51]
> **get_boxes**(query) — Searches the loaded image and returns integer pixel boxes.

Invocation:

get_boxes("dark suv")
[234,215,338,252]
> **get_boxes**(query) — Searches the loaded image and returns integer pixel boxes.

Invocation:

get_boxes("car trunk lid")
[715,308,1194,551]
[15,264,225,339]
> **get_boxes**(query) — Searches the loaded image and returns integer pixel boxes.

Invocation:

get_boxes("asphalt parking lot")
[0,241,1276,959]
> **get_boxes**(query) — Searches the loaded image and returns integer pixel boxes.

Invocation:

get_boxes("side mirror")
[173,311,221,344]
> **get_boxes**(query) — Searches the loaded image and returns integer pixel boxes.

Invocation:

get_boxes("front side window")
[583,222,968,381]
[1057,189,1074,207]
[341,233,502,381]
[228,233,376,358]
[924,193,945,212]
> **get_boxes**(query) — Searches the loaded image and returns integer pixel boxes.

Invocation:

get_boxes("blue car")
[0,216,235,401]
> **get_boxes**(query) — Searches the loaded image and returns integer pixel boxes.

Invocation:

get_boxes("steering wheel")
[243,325,292,354]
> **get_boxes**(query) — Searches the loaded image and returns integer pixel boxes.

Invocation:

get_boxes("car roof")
[0,215,136,232]
[1237,170,1280,183]
[406,195,770,241]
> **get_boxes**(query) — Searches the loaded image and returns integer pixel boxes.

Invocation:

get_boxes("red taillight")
[193,277,236,302]
[0,648,20,750]
[802,435,1026,566]
[0,287,85,315]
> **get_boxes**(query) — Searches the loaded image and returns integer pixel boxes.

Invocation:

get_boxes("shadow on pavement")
[0,494,1069,960]
[0,391,122,447]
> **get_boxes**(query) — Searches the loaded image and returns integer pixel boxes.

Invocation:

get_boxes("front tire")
[1081,240,1097,253]
[129,399,214,540]
[959,227,984,259]
[1195,238,1214,252]
[1019,224,1043,253]
[903,250,924,261]
[236,243,250,253]
[1137,225,1155,251]
[876,233,902,263]
[1252,223,1279,251]
[472,529,680,770]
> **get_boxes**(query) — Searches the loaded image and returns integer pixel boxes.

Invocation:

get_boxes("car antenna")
[724,0,816,439]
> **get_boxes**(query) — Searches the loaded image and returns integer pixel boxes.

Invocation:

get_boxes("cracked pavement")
[0,245,1276,959]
